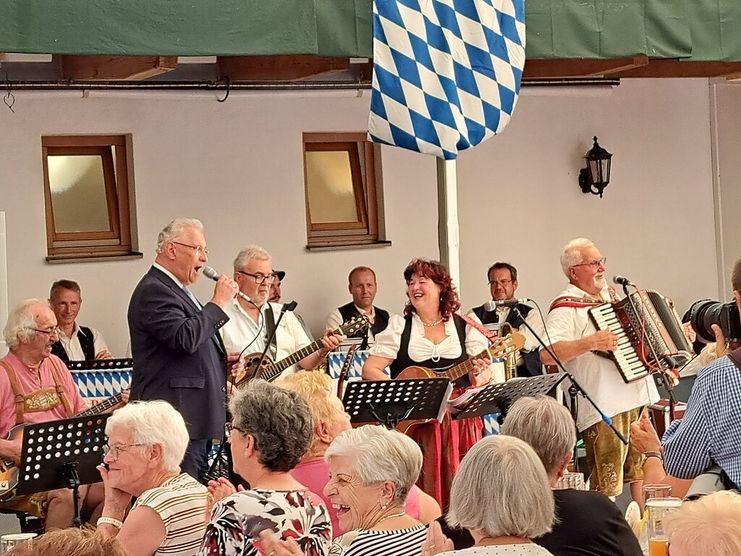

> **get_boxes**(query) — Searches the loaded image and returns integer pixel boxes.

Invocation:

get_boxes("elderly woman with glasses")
[323,424,429,555]
[96,400,210,556]
[200,380,332,556]
[424,435,555,556]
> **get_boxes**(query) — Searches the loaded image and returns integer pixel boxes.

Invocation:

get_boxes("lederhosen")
[0,357,74,517]
[338,303,390,350]
[51,326,96,364]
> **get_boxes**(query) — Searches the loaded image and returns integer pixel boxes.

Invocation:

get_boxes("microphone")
[282,301,298,312]
[202,266,253,303]
[485,298,531,310]
[613,275,636,287]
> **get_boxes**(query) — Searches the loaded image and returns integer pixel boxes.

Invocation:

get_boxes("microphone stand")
[252,301,298,380]
[512,307,628,476]
[619,284,678,421]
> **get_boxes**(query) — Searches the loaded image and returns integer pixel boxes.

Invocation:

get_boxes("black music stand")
[16,415,109,527]
[66,358,134,371]
[451,373,568,421]
[343,378,452,430]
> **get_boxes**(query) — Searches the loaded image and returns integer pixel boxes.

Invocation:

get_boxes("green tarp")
[0,0,740,61]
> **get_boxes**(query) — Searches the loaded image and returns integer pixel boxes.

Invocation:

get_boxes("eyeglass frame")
[488,278,514,286]
[102,442,148,459]
[29,327,61,337]
[570,257,607,269]
[170,240,209,256]
[226,422,248,435]
[236,270,277,284]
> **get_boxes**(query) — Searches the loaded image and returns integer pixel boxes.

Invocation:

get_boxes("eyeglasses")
[226,422,247,435]
[102,443,147,459]
[171,240,208,256]
[30,327,61,337]
[236,271,276,284]
[571,257,607,269]
[488,279,513,286]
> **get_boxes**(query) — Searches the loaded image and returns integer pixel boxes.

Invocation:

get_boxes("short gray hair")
[3,298,50,350]
[156,217,204,253]
[106,400,189,472]
[447,435,554,539]
[501,396,576,477]
[233,245,272,271]
[325,425,422,505]
[665,491,741,556]
[229,380,313,472]
[560,237,595,277]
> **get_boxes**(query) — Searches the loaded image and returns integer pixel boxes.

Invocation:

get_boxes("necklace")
[374,511,407,527]
[421,317,443,327]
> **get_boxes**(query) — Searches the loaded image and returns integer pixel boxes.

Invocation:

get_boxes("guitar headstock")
[488,332,526,359]
[338,315,370,337]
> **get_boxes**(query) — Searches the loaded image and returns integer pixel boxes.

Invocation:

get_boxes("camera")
[688,299,741,343]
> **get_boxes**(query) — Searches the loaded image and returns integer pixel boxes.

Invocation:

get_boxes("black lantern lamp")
[578,136,612,198]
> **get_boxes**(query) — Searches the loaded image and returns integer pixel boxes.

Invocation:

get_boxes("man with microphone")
[471,262,542,377]
[128,217,239,481]
[540,237,659,500]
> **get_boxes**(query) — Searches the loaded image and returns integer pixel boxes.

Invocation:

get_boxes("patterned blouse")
[198,488,332,556]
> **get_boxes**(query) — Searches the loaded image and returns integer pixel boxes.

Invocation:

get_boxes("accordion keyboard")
[589,304,649,382]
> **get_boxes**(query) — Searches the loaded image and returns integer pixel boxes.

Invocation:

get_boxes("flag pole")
[436,158,461,293]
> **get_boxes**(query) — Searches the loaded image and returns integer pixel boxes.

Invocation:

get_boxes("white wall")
[0,78,728,355]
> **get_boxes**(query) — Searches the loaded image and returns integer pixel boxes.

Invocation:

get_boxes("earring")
[381,503,387,510]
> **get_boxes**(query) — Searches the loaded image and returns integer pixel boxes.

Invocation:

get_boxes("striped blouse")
[133,472,210,555]
[335,525,427,556]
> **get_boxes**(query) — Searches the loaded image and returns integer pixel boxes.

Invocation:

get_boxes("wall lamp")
[578,136,612,198]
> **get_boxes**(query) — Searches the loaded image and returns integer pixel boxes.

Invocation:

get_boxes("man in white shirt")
[541,237,659,500]
[326,266,390,349]
[49,279,112,363]
[221,245,341,378]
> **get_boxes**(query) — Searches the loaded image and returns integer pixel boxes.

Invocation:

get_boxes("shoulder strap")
[458,313,496,342]
[549,295,604,312]
[46,357,74,417]
[263,306,278,356]
[0,360,26,426]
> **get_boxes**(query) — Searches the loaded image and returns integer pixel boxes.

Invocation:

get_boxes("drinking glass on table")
[642,483,672,505]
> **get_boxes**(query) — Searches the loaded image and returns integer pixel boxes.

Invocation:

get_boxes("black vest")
[51,325,96,363]
[338,302,390,349]
[388,314,469,386]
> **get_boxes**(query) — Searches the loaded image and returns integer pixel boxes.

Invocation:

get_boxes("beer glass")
[646,497,682,556]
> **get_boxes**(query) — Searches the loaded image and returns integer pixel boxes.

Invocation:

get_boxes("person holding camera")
[633,256,741,494]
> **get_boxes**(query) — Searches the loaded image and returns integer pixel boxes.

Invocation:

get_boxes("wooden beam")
[617,59,741,78]
[59,55,177,81]
[218,55,363,81]
[524,56,649,78]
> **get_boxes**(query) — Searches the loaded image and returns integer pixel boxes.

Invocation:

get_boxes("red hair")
[403,258,461,320]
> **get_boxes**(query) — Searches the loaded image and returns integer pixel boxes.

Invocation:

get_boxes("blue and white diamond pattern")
[72,370,131,401]
[369,0,526,160]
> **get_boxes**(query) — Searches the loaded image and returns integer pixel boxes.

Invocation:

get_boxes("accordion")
[588,290,693,383]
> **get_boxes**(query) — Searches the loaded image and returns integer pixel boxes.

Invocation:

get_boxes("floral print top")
[198,488,332,556]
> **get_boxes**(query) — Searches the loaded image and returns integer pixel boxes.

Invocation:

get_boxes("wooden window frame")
[303,132,386,249]
[41,134,139,262]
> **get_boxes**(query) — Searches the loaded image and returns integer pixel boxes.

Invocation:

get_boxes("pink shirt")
[0,352,87,436]
[290,457,422,536]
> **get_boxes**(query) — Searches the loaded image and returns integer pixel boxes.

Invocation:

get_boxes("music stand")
[452,373,568,421]
[343,378,452,430]
[16,415,109,527]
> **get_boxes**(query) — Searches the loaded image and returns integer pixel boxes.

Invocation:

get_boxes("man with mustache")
[541,237,659,500]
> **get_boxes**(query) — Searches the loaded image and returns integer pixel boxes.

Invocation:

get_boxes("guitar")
[395,332,525,434]
[336,344,360,400]
[0,390,127,500]
[234,315,369,386]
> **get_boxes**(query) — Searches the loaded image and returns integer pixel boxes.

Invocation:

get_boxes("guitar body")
[238,353,276,383]
[394,366,448,434]
[0,423,25,501]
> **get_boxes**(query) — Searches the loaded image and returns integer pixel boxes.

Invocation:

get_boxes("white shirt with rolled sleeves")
[544,283,659,431]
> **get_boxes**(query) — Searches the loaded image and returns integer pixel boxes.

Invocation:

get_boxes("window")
[41,134,139,262]
[303,132,387,249]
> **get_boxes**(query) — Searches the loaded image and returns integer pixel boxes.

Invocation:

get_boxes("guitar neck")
[260,339,325,383]
[439,350,490,382]
[75,392,124,417]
